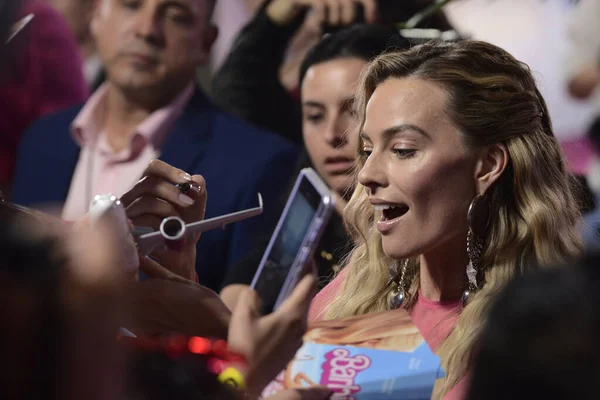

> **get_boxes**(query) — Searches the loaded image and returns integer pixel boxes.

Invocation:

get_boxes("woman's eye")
[359,149,372,158]
[393,148,416,159]
[122,0,141,9]
[305,114,324,123]
[167,11,194,26]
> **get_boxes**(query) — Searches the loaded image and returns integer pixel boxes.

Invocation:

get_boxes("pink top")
[309,268,470,400]
[0,0,88,186]
[61,83,194,221]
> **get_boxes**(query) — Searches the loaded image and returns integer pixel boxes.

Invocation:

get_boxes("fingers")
[295,0,374,27]
[269,387,332,400]
[179,174,207,224]
[339,0,356,25]
[277,273,317,319]
[306,258,317,277]
[358,0,377,23]
[138,256,197,286]
[121,165,206,233]
[233,288,262,321]
[305,0,326,25]
[126,197,181,220]
[66,220,120,285]
[228,288,262,358]
[143,159,193,186]
[129,215,164,231]
[324,0,341,25]
[220,284,250,312]
[185,175,206,200]
[122,175,195,209]
[297,387,333,400]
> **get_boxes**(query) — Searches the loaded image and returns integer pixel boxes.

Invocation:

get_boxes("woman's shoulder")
[308,266,349,321]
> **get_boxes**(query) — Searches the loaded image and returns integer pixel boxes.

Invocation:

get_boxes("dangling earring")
[388,259,409,309]
[462,194,490,306]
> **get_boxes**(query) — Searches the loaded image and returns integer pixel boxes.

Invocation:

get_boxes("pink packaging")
[262,309,444,399]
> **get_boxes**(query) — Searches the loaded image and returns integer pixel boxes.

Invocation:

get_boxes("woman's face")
[358,77,478,260]
[301,57,366,196]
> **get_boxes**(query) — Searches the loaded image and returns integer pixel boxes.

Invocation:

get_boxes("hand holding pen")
[120,160,206,281]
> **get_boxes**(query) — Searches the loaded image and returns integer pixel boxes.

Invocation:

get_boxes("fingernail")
[179,172,192,182]
[179,194,194,205]
[190,184,202,193]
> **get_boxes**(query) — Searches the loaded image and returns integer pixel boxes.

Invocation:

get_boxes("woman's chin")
[382,244,413,261]
[327,175,354,195]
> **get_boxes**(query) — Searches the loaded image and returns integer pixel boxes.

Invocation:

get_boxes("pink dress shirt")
[61,83,195,221]
[309,268,470,400]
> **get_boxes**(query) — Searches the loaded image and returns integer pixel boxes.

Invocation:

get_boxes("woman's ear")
[474,143,509,195]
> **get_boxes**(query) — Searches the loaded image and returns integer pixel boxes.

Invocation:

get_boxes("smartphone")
[250,168,335,315]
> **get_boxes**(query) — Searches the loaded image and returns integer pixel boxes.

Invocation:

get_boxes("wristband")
[218,367,247,390]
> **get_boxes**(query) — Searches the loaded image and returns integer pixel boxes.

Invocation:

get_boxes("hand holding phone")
[229,272,318,395]
[250,168,335,315]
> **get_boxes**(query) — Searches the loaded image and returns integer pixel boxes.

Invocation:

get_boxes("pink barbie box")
[262,309,445,399]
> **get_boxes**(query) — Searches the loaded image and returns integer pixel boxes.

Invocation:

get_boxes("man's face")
[91,0,216,96]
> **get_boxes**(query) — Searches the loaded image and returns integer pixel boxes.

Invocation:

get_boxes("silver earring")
[462,195,489,306]
[388,259,409,309]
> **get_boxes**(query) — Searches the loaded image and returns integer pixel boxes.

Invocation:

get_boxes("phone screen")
[251,175,324,314]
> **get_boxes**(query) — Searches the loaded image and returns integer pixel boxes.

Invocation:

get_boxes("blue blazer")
[12,89,299,290]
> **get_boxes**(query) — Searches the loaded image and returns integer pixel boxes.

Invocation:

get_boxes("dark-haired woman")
[220,25,408,309]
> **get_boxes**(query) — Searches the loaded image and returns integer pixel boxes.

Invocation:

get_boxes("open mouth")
[374,204,409,221]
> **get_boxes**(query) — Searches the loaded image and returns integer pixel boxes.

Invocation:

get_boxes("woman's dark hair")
[0,215,65,400]
[296,24,411,178]
[298,24,410,88]
[468,253,600,400]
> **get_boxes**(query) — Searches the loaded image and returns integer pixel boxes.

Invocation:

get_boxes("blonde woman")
[309,40,583,399]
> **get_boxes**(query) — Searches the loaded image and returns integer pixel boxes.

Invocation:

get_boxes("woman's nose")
[323,117,349,148]
[358,152,387,192]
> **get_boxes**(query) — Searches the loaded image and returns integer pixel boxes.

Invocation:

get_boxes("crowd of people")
[2,0,600,399]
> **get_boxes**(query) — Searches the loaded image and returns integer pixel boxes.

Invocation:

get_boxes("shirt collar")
[71,83,108,146]
[70,82,195,151]
[137,82,194,148]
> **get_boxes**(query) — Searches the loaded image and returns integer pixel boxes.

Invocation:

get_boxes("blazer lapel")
[45,111,81,204]
[159,88,214,172]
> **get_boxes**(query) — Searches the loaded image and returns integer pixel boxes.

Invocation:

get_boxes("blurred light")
[212,340,228,358]
[188,336,211,354]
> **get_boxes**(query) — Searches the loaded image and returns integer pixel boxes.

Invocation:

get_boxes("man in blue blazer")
[12,0,298,290]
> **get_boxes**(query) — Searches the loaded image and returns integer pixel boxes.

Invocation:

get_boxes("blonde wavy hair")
[322,40,583,397]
